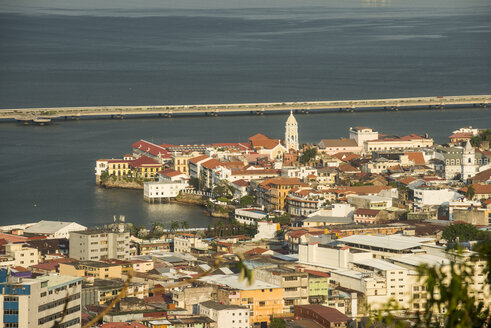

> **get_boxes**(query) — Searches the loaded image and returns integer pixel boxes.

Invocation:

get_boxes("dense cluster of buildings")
[1,118,490,327]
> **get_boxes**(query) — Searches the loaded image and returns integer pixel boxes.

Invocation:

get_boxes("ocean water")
[0,0,490,227]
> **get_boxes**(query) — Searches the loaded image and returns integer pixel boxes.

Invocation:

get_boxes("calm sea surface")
[0,0,490,227]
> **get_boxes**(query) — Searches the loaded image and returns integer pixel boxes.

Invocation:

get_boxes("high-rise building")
[0,269,82,328]
[285,111,299,151]
[69,220,130,261]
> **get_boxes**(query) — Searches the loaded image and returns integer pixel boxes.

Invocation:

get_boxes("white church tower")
[461,140,476,181]
[285,111,299,151]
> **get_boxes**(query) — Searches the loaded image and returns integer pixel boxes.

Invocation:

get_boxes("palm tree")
[465,185,475,200]
[181,221,189,230]
[170,221,180,232]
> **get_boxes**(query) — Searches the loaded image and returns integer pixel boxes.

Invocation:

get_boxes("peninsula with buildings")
[1,114,490,328]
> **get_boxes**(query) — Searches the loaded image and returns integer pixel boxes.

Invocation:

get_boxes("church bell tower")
[285,111,299,151]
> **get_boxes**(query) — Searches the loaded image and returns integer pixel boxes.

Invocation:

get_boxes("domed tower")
[461,141,476,181]
[285,111,299,151]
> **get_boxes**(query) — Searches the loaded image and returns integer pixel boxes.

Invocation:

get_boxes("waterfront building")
[188,155,212,180]
[107,159,131,177]
[234,208,268,225]
[143,168,190,202]
[131,140,172,164]
[199,301,250,328]
[129,155,162,179]
[0,269,82,328]
[171,152,199,175]
[23,220,87,239]
[285,111,299,151]
[69,223,130,261]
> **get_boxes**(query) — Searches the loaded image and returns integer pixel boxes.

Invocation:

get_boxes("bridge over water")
[1,95,489,124]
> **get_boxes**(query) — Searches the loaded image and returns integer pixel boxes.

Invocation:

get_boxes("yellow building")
[258,177,303,211]
[202,274,284,326]
[59,260,122,279]
[172,153,196,175]
[107,159,131,177]
[129,155,163,179]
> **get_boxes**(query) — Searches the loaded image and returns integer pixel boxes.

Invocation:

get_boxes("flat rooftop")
[199,274,280,291]
[338,234,430,251]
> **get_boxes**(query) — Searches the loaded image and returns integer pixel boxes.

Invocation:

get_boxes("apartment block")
[0,269,82,328]
[69,226,130,261]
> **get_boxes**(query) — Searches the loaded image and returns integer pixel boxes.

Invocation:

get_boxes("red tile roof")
[405,152,425,165]
[232,179,249,187]
[201,158,221,170]
[129,155,161,168]
[131,140,169,157]
[355,208,380,216]
[460,184,491,195]
[295,305,350,324]
[244,247,270,256]
[101,323,147,328]
[319,138,358,148]
[303,269,330,277]
[249,133,282,150]
[189,155,210,164]
[0,233,28,243]
[472,168,491,183]
[158,168,184,177]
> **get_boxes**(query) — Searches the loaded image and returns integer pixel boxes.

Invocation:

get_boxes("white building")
[299,242,373,269]
[23,221,87,239]
[349,126,379,151]
[413,188,460,209]
[254,221,279,240]
[5,243,39,267]
[0,271,83,328]
[234,208,267,225]
[69,223,130,261]
[285,111,299,151]
[173,234,207,253]
[365,134,434,153]
[144,169,190,202]
[199,301,249,328]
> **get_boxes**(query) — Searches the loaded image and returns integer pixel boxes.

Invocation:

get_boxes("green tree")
[170,221,180,232]
[181,221,189,230]
[442,223,480,243]
[270,318,286,328]
[470,129,491,147]
[300,146,317,164]
[374,245,491,328]
[239,195,255,207]
[465,185,475,200]
[189,177,200,190]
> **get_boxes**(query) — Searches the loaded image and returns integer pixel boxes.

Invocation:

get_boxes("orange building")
[201,274,284,326]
